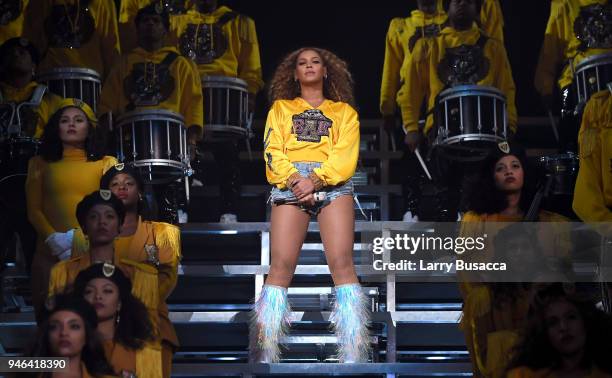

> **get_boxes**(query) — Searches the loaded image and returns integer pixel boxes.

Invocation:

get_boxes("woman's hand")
[291,177,315,199]
[298,193,316,207]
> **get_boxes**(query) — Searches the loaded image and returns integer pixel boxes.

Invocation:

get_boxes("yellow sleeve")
[120,259,160,337]
[180,59,204,130]
[21,1,49,63]
[98,2,121,80]
[97,58,124,116]
[573,96,612,223]
[480,0,504,41]
[25,157,55,239]
[236,15,264,94]
[263,103,299,189]
[48,260,70,298]
[493,43,517,132]
[70,227,89,258]
[534,7,566,97]
[312,105,360,186]
[153,223,181,301]
[398,41,429,133]
[380,18,405,117]
[102,156,118,172]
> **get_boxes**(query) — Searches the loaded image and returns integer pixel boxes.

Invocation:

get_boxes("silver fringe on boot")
[249,284,291,363]
[331,283,371,363]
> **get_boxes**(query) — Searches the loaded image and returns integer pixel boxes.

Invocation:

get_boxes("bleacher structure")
[0,118,560,377]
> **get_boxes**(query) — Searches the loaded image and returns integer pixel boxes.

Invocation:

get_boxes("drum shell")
[538,153,579,196]
[574,53,612,106]
[116,110,188,183]
[37,68,102,112]
[201,75,249,140]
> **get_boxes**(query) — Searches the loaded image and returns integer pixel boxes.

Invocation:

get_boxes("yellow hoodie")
[398,24,516,134]
[573,89,612,222]
[264,98,360,189]
[22,0,120,80]
[169,6,264,94]
[0,0,29,44]
[380,9,447,117]
[98,46,203,129]
[534,0,612,97]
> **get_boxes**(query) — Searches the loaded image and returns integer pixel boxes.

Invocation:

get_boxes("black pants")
[559,85,580,153]
[210,140,242,215]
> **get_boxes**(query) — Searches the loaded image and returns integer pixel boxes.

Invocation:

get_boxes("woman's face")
[58,107,89,147]
[82,278,121,322]
[493,155,524,193]
[545,299,586,356]
[48,310,87,358]
[108,173,140,208]
[294,49,327,86]
[84,204,120,245]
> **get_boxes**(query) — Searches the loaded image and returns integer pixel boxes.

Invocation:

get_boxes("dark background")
[223,0,553,120]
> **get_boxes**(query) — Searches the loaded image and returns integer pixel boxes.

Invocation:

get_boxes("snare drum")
[202,75,249,140]
[435,85,508,160]
[116,110,189,183]
[574,53,612,107]
[538,152,579,196]
[37,68,101,112]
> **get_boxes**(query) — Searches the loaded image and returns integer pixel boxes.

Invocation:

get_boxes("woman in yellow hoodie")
[250,47,368,364]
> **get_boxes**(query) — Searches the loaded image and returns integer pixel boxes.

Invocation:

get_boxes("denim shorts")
[269,162,354,215]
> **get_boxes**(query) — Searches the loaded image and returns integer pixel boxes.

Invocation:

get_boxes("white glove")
[45,229,75,257]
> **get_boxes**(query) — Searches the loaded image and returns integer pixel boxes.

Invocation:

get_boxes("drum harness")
[125,52,180,112]
[0,84,47,136]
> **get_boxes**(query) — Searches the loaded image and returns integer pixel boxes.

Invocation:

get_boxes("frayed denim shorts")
[269,162,354,215]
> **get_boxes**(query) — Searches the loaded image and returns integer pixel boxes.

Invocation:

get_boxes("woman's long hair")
[461,143,539,216]
[268,47,356,107]
[39,106,106,162]
[73,263,155,350]
[28,294,114,377]
[507,283,612,373]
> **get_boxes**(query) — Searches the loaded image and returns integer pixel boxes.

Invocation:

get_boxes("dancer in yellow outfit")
[98,4,204,145]
[0,0,29,44]
[380,0,447,131]
[118,0,193,53]
[573,88,612,223]
[399,0,516,150]
[21,0,121,80]
[534,0,611,151]
[460,143,568,378]
[48,191,162,378]
[170,0,264,221]
[507,283,612,378]
[26,98,116,318]
[59,164,180,377]
[251,47,369,363]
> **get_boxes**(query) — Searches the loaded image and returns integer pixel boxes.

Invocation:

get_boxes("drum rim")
[575,53,612,71]
[438,85,507,100]
[202,75,248,87]
[36,67,101,80]
[116,109,186,124]
[127,159,187,170]
[437,133,506,145]
[538,152,579,163]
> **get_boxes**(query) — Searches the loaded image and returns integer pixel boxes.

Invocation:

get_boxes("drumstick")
[547,109,560,143]
[390,132,397,152]
[415,148,432,181]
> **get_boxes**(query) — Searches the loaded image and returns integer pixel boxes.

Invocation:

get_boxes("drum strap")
[125,52,179,111]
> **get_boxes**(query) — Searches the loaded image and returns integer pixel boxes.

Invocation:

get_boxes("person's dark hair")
[38,106,105,162]
[76,191,126,234]
[135,3,170,30]
[28,294,114,377]
[99,164,152,218]
[508,283,612,374]
[268,47,356,107]
[461,143,539,217]
[0,37,40,71]
[442,0,483,14]
[73,263,155,350]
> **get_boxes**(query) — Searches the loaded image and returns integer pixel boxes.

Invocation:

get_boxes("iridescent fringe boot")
[331,283,371,363]
[249,285,291,363]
